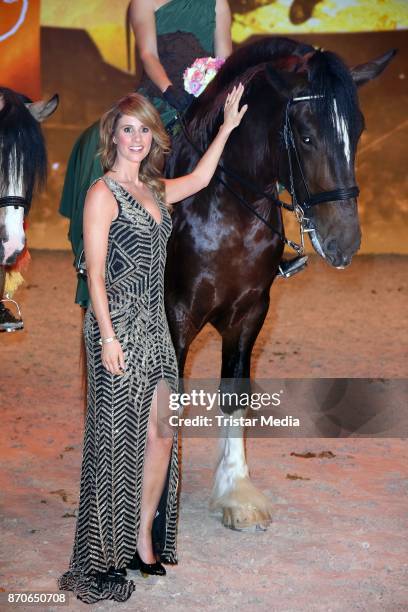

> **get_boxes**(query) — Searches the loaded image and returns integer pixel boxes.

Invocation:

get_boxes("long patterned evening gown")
[58,176,179,603]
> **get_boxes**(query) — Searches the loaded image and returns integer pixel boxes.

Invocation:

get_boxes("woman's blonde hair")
[99,93,171,208]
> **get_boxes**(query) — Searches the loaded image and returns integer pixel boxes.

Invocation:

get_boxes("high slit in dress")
[58,176,179,603]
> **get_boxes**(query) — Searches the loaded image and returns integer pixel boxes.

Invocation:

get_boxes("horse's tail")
[125,2,132,72]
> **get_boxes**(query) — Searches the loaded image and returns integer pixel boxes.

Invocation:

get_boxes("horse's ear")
[350,49,397,87]
[25,94,59,122]
[265,64,291,99]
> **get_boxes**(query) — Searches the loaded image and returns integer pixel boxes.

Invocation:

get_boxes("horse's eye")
[302,136,312,145]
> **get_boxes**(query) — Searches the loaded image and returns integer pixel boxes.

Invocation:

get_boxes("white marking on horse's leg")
[213,428,228,478]
[211,412,249,503]
[333,98,350,165]
[209,407,273,530]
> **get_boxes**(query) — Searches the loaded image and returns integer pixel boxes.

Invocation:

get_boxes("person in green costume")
[59,0,232,308]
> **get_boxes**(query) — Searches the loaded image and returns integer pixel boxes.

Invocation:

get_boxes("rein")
[177,113,300,251]
[177,92,360,255]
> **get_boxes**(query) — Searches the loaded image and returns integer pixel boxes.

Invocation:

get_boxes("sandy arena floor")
[1,252,407,611]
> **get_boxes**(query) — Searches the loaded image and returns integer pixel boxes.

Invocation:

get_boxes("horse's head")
[187,39,395,269]
[0,88,58,265]
[268,48,395,268]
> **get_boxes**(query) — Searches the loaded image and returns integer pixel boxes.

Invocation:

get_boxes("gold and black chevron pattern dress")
[58,176,179,604]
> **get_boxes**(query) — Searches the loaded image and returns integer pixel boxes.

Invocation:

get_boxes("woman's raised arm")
[164,83,247,205]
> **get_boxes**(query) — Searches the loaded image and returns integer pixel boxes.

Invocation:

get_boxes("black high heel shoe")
[127,549,166,577]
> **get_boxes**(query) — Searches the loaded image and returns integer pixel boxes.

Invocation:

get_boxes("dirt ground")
[1,252,407,611]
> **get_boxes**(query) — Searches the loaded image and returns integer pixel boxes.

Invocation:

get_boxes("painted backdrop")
[0,1,407,251]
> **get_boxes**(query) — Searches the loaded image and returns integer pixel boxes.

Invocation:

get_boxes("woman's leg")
[137,380,174,563]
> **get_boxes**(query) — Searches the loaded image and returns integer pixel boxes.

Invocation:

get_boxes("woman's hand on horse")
[163,83,247,204]
[102,341,126,376]
[222,83,248,132]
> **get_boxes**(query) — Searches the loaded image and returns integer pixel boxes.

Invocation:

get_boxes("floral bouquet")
[183,56,226,97]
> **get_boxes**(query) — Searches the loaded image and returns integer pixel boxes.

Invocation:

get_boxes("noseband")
[0,196,30,216]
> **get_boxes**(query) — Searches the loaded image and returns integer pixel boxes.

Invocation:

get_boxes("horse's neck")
[222,121,279,191]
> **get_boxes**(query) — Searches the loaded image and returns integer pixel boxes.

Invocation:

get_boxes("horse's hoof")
[226,521,269,533]
[221,505,272,532]
[210,476,273,531]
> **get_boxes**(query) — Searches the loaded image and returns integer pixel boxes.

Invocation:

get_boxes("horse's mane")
[187,38,313,129]
[0,87,47,200]
[188,36,363,149]
[205,37,314,95]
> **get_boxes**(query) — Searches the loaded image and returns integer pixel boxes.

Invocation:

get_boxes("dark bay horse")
[164,37,395,530]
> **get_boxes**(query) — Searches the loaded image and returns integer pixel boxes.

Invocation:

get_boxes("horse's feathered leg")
[209,295,274,530]
[209,416,273,531]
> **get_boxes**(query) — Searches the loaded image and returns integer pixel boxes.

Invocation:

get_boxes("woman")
[58,85,247,604]
[60,0,232,308]
[131,0,232,125]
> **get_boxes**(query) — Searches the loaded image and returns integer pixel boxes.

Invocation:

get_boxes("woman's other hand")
[221,82,248,133]
[102,340,126,376]
[129,0,172,93]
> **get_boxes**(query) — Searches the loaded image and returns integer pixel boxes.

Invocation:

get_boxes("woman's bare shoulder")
[86,176,113,198]
[85,178,116,215]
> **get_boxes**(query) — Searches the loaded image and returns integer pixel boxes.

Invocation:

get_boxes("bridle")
[284,95,360,210]
[177,92,360,256]
[281,94,360,253]
[0,195,31,216]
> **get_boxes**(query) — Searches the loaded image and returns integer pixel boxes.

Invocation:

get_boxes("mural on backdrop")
[1,1,406,98]
[40,0,408,73]
[1,1,406,252]
[0,0,41,99]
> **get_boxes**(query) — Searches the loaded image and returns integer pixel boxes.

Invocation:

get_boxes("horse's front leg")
[165,291,200,387]
[210,293,274,531]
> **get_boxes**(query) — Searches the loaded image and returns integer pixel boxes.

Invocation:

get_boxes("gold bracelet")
[98,335,117,346]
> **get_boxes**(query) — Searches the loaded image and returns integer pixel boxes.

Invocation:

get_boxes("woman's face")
[114,114,153,164]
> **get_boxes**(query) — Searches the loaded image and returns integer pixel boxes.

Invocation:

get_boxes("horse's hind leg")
[210,294,273,531]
